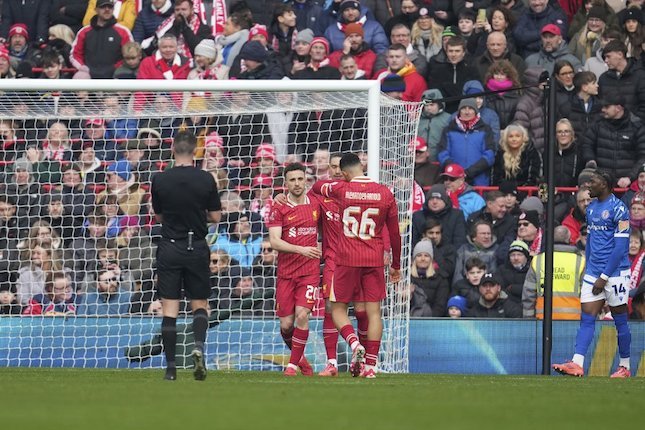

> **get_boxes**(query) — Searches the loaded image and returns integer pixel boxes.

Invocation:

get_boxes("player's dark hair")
[594,169,614,189]
[340,153,361,171]
[465,257,486,271]
[283,162,306,177]
[173,131,197,155]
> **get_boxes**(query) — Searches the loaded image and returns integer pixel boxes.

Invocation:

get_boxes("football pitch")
[2,369,643,430]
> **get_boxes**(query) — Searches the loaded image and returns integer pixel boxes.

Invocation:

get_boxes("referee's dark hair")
[283,162,306,176]
[340,153,361,171]
[173,131,198,155]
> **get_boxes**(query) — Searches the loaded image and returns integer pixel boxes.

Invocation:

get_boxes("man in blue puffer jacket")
[323,0,388,54]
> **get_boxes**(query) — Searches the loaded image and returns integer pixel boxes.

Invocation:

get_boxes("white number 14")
[343,206,379,240]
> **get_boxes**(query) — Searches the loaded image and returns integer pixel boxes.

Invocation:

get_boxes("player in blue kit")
[553,170,632,378]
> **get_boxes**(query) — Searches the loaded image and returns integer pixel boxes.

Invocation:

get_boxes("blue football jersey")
[585,194,630,278]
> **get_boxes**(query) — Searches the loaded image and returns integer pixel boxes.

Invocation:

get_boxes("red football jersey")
[317,193,341,270]
[267,195,321,278]
[313,176,401,269]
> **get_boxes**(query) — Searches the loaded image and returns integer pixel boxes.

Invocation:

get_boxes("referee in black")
[151,131,222,381]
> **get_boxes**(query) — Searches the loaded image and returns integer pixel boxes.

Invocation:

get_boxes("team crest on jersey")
[602,210,609,219]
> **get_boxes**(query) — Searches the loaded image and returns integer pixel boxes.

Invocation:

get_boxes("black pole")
[542,74,556,375]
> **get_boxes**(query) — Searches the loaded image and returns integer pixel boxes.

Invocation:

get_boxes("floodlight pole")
[542,74,557,375]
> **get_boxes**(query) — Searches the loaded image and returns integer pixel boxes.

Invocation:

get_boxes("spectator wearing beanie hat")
[412,135,441,189]
[381,73,406,99]
[236,40,285,80]
[411,183,467,249]
[439,163,486,221]
[447,295,467,318]
[7,23,38,70]
[437,97,496,187]
[512,210,544,257]
[327,21,377,78]
[292,36,341,79]
[97,158,146,216]
[496,240,531,305]
[188,38,230,81]
[410,239,450,317]
[287,28,314,76]
[323,0,389,54]
[569,5,609,64]
[418,89,451,162]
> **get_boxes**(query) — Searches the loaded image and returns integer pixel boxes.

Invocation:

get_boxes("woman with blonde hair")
[48,24,76,46]
[411,8,443,62]
[492,123,542,186]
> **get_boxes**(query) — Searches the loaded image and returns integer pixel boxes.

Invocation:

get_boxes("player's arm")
[268,226,321,259]
[311,179,337,197]
[207,174,222,224]
[386,198,402,283]
[150,177,163,223]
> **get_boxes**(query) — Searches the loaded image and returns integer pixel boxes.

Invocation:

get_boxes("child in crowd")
[451,257,487,309]
[447,295,467,318]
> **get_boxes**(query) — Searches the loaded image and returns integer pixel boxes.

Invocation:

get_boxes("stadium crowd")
[0,0,645,321]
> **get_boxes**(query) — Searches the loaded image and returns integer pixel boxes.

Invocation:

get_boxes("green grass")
[2,369,643,430]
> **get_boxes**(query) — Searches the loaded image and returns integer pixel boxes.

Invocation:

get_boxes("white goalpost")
[0,79,417,373]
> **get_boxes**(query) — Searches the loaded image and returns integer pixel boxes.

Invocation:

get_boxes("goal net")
[0,80,418,373]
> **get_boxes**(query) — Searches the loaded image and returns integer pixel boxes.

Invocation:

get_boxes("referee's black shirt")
[151,166,221,240]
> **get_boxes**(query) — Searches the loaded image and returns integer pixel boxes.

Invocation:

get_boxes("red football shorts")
[330,265,386,303]
[321,263,335,300]
[275,274,321,317]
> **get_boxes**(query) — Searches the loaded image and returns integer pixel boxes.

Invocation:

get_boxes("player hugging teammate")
[271,154,401,379]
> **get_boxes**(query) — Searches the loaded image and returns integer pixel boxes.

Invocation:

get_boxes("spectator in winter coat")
[512,0,568,58]
[467,6,518,58]
[70,1,134,78]
[410,7,443,63]
[427,36,480,113]
[288,0,328,36]
[562,188,592,245]
[374,43,427,102]
[467,272,522,317]
[417,89,451,162]
[568,5,608,64]
[292,36,341,79]
[598,39,645,122]
[236,41,286,80]
[514,67,547,152]
[50,0,90,34]
[441,163,486,220]
[412,136,440,189]
[412,183,468,252]
[410,239,450,317]
[422,217,457,285]
[495,240,531,305]
[492,123,543,186]
[525,24,582,74]
[0,0,51,42]
[438,99,496,186]
[457,80,501,144]
[269,4,299,62]
[583,27,621,79]
[473,31,526,84]
[484,59,523,129]
[328,22,377,78]
[581,93,645,188]
[132,0,174,43]
[450,256,486,309]
[467,190,518,246]
[558,71,602,139]
[453,220,499,284]
[217,12,251,67]
[148,0,212,58]
[83,0,137,30]
[372,22,428,76]
[324,0,389,54]
[553,119,584,187]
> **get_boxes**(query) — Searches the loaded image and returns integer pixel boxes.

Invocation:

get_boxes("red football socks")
[340,324,360,350]
[288,328,309,366]
[280,327,294,350]
[322,312,338,361]
[355,310,369,345]
[364,340,381,366]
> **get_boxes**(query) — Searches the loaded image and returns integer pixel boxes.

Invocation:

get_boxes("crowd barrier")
[1,317,643,376]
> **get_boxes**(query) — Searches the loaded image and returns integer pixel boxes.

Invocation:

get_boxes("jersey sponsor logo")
[288,227,297,238]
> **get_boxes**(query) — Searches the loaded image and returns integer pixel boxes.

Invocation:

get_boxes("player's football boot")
[318,363,338,377]
[283,366,298,376]
[610,366,631,378]
[360,367,377,379]
[552,361,584,377]
[164,367,177,381]
[350,344,366,377]
[298,356,314,376]
[191,348,207,381]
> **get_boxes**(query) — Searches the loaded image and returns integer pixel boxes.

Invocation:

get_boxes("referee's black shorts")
[156,238,211,300]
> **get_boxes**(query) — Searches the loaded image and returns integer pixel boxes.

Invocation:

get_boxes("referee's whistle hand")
[300,246,322,259]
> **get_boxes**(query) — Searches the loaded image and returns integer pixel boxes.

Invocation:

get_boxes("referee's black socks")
[193,308,208,353]
[162,316,177,369]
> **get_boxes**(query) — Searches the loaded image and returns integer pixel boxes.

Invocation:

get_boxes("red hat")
[440,163,465,179]
[85,118,105,127]
[411,136,427,152]
[310,37,330,54]
[255,143,277,162]
[541,24,561,36]
[252,174,273,188]
[9,23,29,40]
[343,23,364,37]
[248,24,269,41]
[0,47,9,62]
[204,131,224,149]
